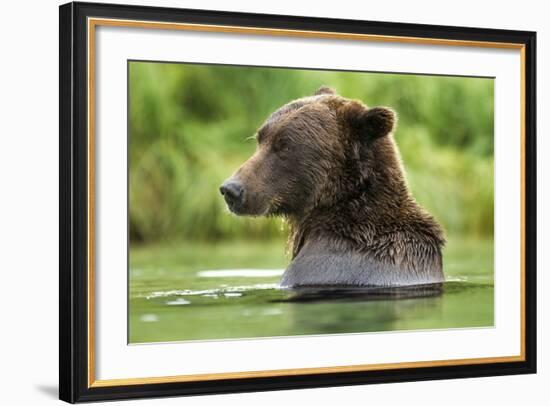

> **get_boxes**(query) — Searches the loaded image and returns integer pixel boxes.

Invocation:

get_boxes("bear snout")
[220,179,244,212]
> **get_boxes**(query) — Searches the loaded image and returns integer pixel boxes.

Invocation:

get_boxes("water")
[129,238,493,344]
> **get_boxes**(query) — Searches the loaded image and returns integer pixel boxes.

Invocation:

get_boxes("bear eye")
[274,138,290,156]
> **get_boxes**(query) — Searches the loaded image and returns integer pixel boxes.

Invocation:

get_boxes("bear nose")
[220,180,244,205]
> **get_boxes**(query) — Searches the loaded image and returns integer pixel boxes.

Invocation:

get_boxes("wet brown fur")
[223,87,445,286]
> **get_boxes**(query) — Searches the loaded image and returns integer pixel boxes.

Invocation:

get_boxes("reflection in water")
[279,284,443,302]
[130,274,492,344]
[129,238,494,343]
[276,284,444,336]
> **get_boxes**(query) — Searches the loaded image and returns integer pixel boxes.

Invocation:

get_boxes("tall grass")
[129,62,493,243]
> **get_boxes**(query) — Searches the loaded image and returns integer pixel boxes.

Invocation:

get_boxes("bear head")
[220,86,400,219]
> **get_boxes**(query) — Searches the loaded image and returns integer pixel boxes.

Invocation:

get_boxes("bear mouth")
[224,195,270,217]
[223,193,254,216]
[225,199,244,215]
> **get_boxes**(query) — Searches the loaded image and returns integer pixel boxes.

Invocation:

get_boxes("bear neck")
[287,136,416,259]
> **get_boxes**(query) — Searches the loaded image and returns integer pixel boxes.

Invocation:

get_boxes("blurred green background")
[129,61,494,244]
[128,61,494,343]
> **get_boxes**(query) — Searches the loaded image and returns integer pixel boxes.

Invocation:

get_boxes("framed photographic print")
[59,1,537,403]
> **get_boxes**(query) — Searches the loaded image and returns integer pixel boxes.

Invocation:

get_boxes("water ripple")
[197,269,284,278]
[144,283,278,300]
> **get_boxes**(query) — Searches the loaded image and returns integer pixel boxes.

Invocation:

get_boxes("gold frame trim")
[87,17,527,388]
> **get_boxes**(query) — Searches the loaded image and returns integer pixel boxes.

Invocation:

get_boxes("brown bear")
[220,86,445,287]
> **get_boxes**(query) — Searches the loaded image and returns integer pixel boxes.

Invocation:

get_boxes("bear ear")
[342,101,396,140]
[314,86,336,96]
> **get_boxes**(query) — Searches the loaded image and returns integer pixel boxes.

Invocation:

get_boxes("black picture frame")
[59,1,537,403]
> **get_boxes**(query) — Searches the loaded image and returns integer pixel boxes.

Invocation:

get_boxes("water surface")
[129,238,493,343]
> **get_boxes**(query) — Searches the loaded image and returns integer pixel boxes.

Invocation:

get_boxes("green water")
[129,238,493,344]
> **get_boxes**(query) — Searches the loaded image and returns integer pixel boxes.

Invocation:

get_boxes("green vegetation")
[129,62,494,243]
